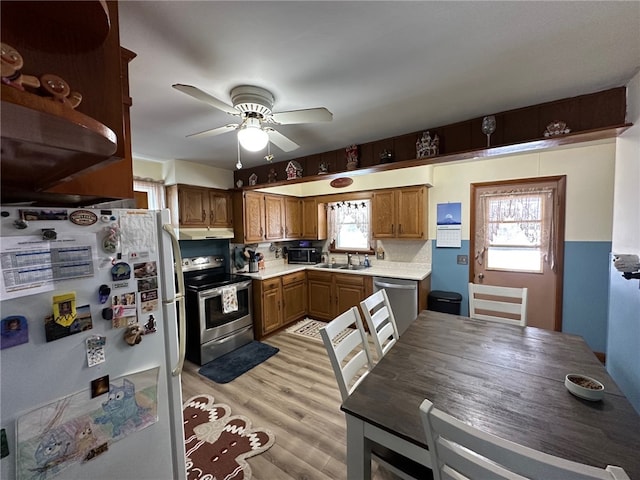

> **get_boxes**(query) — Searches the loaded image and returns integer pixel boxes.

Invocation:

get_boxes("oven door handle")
[163,223,186,377]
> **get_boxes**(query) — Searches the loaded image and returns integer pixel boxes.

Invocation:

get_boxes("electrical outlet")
[457,255,468,265]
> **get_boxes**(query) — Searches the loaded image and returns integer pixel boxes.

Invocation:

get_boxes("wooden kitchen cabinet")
[282,271,307,324]
[372,185,428,239]
[166,184,232,228]
[264,194,285,240]
[233,191,266,243]
[254,278,283,337]
[302,198,327,240]
[307,270,372,321]
[254,271,307,339]
[209,189,233,227]
[1,1,135,205]
[234,191,304,243]
[284,197,303,239]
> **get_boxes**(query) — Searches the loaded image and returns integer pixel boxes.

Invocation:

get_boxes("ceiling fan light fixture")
[237,117,269,152]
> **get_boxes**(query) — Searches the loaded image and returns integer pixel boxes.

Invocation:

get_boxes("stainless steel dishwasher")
[373,277,418,335]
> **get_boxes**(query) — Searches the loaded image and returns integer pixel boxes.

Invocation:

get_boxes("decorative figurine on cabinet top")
[267,168,277,183]
[1,42,40,91]
[416,131,439,159]
[249,173,258,186]
[379,149,393,164]
[345,145,359,170]
[544,120,571,137]
[40,73,82,109]
[285,160,303,180]
[318,162,329,175]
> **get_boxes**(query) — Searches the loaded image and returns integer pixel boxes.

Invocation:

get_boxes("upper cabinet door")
[302,198,327,240]
[179,186,208,227]
[371,190,396,238]
[264,194,285,241]
[209,190,233,228]
[397,186,426,239]
[284,197,303,239]
[243,192,266,243]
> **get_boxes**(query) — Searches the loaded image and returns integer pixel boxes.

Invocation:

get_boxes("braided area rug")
[183,394,275,480]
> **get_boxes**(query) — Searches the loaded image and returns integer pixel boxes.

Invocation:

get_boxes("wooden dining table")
[341,310,640,479]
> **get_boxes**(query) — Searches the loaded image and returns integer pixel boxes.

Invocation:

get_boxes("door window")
[475,187,557,273]
[484,192,550,273]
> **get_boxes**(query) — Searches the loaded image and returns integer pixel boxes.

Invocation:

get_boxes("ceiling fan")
[172,84,333,153]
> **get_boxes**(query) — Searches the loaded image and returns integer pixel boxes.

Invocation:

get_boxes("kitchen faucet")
[347,253,353,266]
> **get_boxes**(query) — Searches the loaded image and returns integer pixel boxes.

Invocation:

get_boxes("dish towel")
[222,285,238,314]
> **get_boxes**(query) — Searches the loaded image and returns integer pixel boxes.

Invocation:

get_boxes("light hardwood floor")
[181,330,399,480]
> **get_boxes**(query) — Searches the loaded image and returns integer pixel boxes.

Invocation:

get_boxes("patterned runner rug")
[183,394,275,480]
[286,318,352,344]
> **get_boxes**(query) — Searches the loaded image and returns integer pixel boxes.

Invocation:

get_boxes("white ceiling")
[118,1,640,172]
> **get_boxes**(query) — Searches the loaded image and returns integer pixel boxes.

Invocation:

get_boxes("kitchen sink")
[340,265,368,270]
[314,263,368,270]
[314,263,348,269]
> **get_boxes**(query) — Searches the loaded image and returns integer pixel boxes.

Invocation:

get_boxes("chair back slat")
[360,289,400,360]
[468,282,528,327]
[420,399,630,480]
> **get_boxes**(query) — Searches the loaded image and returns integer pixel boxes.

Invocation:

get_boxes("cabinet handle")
[281,226,285,236]
[399,224,402,234]
[391,224,394,234]
[202,210,206,222]
[210,211,214,223]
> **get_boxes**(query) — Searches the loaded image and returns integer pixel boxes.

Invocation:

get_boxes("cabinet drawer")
[261,277,281,291]
[282,271,306,286]
[334,273,365,286]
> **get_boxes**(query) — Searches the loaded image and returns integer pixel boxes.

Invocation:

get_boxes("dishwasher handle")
[374,280,417,290]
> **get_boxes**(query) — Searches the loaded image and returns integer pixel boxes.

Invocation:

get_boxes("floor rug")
[286,318,353,344]
[183,394,275,480]
[198,341,279,384]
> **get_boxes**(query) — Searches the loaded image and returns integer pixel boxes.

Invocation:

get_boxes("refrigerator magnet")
[110,262,131,281]
[52,293,77,328]
[86,336,106,367]
[98,284,111,304]
[91,375,109,398]
[0,315,28,349]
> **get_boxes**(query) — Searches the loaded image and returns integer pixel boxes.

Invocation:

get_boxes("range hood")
[178,228,235,240]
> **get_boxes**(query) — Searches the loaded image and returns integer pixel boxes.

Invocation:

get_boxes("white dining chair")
[320,308,432,480]
[419,399,630,480]
[468,282,528,327]
[319,307,373,402]
[360,289,400,361]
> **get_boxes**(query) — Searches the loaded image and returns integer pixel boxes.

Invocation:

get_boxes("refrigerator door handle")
[163,224,186,377]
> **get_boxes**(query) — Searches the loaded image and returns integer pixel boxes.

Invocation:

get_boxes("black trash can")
[427,290,463,315]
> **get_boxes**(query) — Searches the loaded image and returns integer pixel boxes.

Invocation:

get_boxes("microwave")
[287,247,322,265]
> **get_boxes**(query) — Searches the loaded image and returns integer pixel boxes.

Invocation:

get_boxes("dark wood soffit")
[238,124,629,191]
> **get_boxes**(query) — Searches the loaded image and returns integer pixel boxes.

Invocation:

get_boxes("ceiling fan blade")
[186,123,238,139]
[265,128,300,152]
[172,84,239,116]
[270,107,333,125]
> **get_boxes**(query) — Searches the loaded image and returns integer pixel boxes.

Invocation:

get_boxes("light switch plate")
[457,255,468,265]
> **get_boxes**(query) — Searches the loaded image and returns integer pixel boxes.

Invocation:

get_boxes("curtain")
[133,178,166,210]
[475,187,556,270]
[327,200,372,249]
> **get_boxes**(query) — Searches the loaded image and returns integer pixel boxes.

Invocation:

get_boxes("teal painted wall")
[431,240,612,353]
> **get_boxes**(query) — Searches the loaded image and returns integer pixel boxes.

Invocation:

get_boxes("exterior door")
[470,176,566,331]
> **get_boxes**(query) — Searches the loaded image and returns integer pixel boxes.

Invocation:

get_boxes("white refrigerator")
[0,207,186,480]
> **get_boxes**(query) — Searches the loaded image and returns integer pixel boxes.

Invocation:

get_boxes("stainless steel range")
[182,255,253,365]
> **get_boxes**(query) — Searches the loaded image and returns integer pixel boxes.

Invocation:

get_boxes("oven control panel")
[182,256,225,272]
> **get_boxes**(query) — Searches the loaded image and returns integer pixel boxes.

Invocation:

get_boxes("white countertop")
[237,261,431,281]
